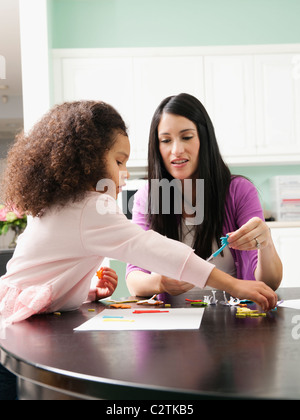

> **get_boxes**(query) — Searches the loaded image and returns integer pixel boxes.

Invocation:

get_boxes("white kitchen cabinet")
[255,54,300,156]
[52,45,300,169]
[204,53,300,162]
[269,225,300,288]
[53,53,205,169]
[204,55,256,158]
[133,56,204,162]
[55,56,135,140]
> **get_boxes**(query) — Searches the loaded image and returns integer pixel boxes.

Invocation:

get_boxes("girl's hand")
[206,267,278,311]
[228,217,271,251]
[95,267,118,300]
[230,279,278,311]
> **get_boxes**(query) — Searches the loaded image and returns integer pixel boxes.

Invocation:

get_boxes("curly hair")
[2,101,127,217]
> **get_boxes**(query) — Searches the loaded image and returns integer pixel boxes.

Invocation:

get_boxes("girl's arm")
[83,193,278,311]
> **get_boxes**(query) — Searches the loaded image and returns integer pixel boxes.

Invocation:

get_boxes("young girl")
[126,93,282,296]
[0,100,277,328]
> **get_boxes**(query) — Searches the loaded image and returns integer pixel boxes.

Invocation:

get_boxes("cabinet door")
[270,227,300,288]
[204,55,256,158]
[59,57,135,139]
[255,54,300,156]
[132,56,204,163]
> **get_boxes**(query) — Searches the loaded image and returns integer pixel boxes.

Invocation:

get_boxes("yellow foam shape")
[236,308,257,314]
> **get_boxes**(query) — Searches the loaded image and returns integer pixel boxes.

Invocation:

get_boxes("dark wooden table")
[1,288,300,400]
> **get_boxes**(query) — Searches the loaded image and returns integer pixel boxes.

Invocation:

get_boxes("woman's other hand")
[227,217,271,251]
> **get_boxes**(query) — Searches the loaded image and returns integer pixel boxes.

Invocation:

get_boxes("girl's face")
[104,133,130,199]
[158,113,200,180]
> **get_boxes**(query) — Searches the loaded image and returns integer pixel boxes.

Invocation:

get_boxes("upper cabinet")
[204,55,256,159]
[54,55,136,140]
[133,56,204,163]
[254,54,300,157]
[52,45,300,170]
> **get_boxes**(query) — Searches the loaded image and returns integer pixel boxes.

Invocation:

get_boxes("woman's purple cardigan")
[126,176,263,281]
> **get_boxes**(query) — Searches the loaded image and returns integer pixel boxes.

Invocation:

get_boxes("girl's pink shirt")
[0,192,214,324]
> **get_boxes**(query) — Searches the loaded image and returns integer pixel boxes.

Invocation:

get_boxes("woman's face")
[157,113,200,180]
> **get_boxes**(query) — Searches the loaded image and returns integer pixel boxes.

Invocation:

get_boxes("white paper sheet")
[279,300,300,310]
[74,308,205,331]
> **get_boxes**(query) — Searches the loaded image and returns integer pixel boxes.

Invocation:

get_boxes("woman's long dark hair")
[147,93,232,260]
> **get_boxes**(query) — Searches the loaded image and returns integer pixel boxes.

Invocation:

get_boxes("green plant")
[0,204,27,235]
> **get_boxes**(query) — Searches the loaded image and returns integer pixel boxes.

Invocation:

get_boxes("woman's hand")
[95,267,118,300]
[227,217,271,251]
[226,217,282,290]
[160,276,195,296]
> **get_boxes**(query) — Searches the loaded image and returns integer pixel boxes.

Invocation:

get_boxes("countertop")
[266,221,300,228]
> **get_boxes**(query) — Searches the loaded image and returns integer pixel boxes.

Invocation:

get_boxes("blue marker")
[206,234,230,262]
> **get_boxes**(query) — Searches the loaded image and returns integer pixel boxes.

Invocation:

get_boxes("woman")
[126,93,282,297]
